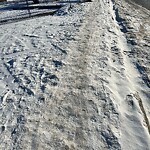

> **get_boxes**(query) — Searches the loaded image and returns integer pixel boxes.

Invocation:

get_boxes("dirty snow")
[0,0,150,149]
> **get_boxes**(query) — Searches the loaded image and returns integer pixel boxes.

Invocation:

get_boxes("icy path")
[0,0,150,149]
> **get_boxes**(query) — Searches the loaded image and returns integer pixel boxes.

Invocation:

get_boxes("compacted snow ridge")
[0,0,150,149]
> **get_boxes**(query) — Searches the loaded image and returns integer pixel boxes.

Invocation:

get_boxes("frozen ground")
[0,0,150,149]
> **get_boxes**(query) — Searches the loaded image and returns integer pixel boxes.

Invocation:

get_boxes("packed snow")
[0,0,150,149]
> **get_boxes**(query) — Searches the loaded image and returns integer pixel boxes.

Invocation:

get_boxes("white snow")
[0,0,150,149]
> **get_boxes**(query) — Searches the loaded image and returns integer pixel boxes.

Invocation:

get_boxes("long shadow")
[13,5,62,10]
[0,1,63,25]
[0,0,92,25]
[114,8,128,33]
[0,10,57,25]
[0,0,29,11]
[136,63,150,88]
[0,1,63,11]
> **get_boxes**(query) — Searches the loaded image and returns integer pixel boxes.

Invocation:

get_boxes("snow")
[128,0,150,10]
[0,0,150,149]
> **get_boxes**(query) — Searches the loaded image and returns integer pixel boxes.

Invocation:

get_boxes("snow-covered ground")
[0,0,150,149]
[128,0,150,10]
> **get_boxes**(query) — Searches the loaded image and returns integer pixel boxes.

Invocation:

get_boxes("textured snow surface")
[127,0,150,10]
[0,0,150,150]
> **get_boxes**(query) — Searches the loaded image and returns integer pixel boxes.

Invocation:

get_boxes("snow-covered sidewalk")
[0,0,150,149]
